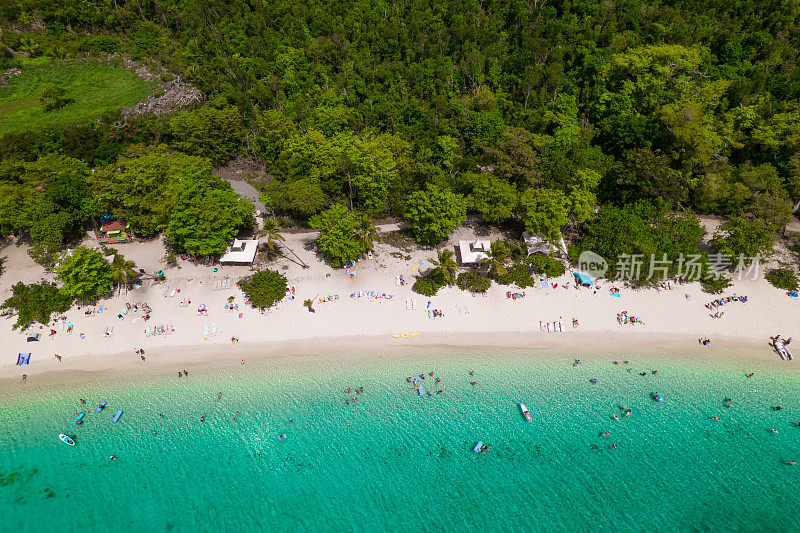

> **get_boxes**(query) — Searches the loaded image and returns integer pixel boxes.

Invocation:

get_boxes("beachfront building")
[458,239,491,265]
[97,220,132,244]
[219,239,259,266]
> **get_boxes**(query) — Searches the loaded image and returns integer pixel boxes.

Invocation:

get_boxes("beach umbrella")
[197,304,207,312]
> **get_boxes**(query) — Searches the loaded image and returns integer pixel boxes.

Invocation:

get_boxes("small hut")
[98,220,132,244]
[219,239,259,266]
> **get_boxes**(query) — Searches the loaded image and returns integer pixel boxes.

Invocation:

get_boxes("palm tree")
[479,242,509,278]
[110,253,138,295]
[259,217,286,251]
[430,248,458,285]
[259,217,308,268]
[354,214,380,253]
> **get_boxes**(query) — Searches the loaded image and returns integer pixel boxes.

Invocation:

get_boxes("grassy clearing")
[0,59,155,136]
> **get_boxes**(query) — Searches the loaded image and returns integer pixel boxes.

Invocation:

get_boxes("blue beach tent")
[574,272,593,287]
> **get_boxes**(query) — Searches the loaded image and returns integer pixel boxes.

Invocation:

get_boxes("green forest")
[1,0,799,274]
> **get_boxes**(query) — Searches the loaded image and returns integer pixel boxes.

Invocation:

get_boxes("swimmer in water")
[109,455,117,461]
[787,461,798,465]
[771,428,779,434]
[708,417,720,420]
[218,392,222,400]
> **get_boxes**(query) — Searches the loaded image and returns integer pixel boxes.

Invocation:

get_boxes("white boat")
[59,434,75,446]
[520,404,532,422]
[774,339,793,361]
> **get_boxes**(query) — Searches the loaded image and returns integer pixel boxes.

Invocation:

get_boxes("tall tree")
[430,248,458,285]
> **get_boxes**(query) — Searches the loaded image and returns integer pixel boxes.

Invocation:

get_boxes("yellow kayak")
[392,332,420,338]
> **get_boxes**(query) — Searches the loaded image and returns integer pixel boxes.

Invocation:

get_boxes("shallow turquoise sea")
[2,349,800,532]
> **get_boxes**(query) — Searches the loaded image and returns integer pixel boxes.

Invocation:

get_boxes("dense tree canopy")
[1,0,799,269]
[54,246,114,300]
[404,185,467,245]
[1,281,73,329]
[310,204,366,267]
[238,269,288,308]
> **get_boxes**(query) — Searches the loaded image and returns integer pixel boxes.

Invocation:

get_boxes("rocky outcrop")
[118,58,202,120]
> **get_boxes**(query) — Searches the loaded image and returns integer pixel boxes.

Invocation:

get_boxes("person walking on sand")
[54,354,62,362]
[21,374,27,383]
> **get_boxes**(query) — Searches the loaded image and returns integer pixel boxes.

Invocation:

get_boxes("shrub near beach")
[54,246,114,300]
[237,270,288,308]
[766,268,799,292]
[1,281,73,329]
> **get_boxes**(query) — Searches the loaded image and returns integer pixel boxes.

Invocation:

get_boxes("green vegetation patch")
[0,59,155,136]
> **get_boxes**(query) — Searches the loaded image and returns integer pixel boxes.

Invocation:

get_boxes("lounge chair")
[204,325,209,336]
[145,326,152,337]
[211,324,218,336]
[406,299,411,310]
[412,299,417,310]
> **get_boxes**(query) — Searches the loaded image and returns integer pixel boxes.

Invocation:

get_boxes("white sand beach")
[0,220,797,381]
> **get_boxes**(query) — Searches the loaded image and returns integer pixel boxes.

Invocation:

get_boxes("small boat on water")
[652,392,664,402]
[520,404,532,422]
[96,401,107,412]
[112,410,123,422]
[72,413,85,424]
[59,434,75,446]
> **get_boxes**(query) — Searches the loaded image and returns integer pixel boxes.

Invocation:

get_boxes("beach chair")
[204,325,209,336]
[412,299,417,310]
[144,326,151,337]
[169,289,177,297]
[98,305,104,314]
[104,326,113,337]
[406,299,411,310]
[211,324,218,336]
[540,278,549,289]
[555,321,563,332]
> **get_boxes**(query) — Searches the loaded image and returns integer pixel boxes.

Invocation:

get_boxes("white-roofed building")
[458,239,491,265]
[219,239,259,265]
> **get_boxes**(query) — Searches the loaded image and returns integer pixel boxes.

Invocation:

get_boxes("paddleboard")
[393,332,420,338]
[112,410,123,422]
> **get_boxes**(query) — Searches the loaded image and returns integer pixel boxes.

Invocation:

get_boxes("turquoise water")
[3,349,800,531]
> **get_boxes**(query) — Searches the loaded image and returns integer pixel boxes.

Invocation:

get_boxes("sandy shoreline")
[1,219,797,386]
[0,330,792,392]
